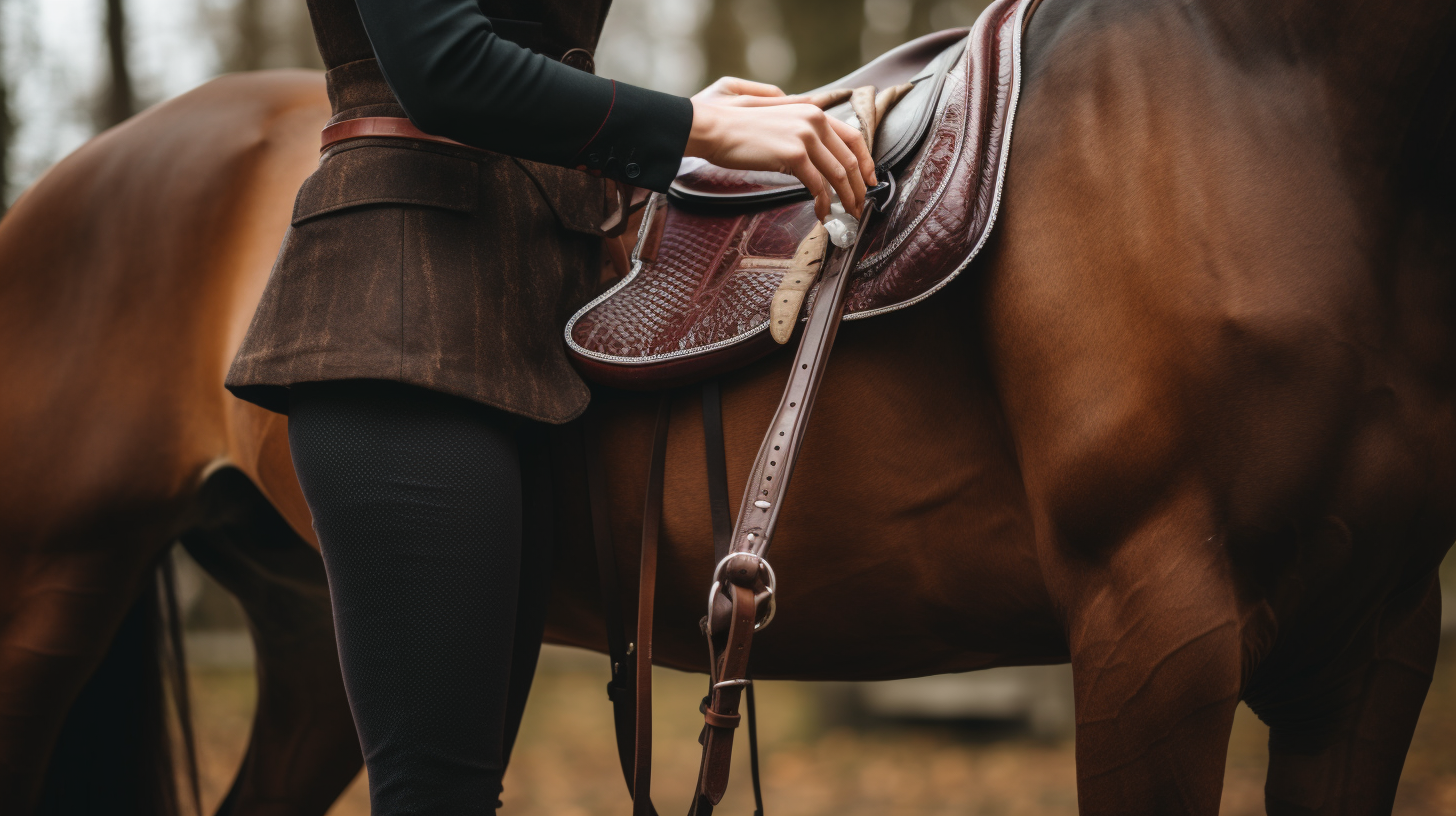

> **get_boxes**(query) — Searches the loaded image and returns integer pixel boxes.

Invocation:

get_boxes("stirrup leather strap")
[589,180,892,816]
[693,180,894,813]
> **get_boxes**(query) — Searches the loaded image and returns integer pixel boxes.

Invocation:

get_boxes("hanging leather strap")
[700,381,766,816]
[584,414,659,816]
[592,179,891,816]
[746,683,764,816]
[592,388,764,816]
[692,177,895,812]
[633,397,672,816]
[702,381,733,564]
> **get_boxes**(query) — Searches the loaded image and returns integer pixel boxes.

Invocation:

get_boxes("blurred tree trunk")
[783,0,863,91]
[224,0,323,72]
[703,0,748,86]
[229,0,266,71]
[0,25,12,215]
[287,0,325,69]
[98,0,136,129]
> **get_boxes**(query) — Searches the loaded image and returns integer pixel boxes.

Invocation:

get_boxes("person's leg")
[288,379,524,815]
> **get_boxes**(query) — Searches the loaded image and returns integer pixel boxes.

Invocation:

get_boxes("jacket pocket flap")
[292,145,480,225]
[513,159,616,237]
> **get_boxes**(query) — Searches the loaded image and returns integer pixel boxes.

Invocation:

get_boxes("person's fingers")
[817,120,868,215]
[724,93,814,108]
[803,137,861,219]
[789,155,833,221]
[697,76,787,100]
[720,77,787,97]
[826,115,878,187]
[797,109,861,217]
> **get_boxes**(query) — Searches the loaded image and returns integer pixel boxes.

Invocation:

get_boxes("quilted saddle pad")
[567,0,1032,389]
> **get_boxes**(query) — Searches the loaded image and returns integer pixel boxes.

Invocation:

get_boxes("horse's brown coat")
[1,0,1454,813]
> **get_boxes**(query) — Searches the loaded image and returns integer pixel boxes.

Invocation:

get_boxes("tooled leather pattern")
[571,205,819,358]
[570,0,1022,362]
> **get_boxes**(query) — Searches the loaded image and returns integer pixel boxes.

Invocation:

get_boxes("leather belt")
[319,117,472,153]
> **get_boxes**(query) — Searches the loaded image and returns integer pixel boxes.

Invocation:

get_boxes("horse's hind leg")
[182,468,360,816]
[0,527,170,813]
[1056,496,1260,816]
[1252,576,1441,816]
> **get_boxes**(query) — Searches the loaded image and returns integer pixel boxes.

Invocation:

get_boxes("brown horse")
[2,0,1454,812]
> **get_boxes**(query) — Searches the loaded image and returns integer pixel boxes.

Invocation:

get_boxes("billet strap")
[633,397,672,816]
[694,178,895,810]
[701,381,733,564]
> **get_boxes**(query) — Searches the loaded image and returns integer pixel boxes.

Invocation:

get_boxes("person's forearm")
[352,0,692,190]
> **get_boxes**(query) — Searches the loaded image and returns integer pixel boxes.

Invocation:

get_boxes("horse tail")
[37,550,201,816]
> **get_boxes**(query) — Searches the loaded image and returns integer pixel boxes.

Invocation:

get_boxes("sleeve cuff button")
[624,162,641,179]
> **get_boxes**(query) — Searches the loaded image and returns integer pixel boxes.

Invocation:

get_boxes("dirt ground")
[186,634,1456,816]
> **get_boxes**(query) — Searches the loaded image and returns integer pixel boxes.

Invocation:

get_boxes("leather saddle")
[567,0,1028,389]
[575,2,1038,814]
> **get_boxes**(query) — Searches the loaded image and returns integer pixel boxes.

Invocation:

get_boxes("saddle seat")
[566,1,1032,389]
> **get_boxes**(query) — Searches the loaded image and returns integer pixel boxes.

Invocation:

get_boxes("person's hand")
[692,77,811,108]
[686,77,876,220]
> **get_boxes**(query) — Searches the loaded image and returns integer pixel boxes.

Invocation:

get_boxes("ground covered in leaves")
[187,633,1456,816]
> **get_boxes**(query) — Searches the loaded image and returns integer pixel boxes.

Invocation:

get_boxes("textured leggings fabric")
[288,379,553,815]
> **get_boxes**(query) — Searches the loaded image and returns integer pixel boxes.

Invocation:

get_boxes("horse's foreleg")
[182,470,360,816]
[1056,497,1256,816]
[1253,575,1441,816]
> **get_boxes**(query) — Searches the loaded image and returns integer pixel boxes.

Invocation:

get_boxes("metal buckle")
[705,552,778,634]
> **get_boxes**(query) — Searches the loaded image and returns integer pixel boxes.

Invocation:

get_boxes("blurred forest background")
[0,0,992,212]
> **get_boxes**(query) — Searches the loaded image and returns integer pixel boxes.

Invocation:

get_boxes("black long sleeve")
[353,0,693,192]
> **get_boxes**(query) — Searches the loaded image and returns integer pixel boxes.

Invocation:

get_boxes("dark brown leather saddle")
[571,1,1037,813]
[568,0,1030,390]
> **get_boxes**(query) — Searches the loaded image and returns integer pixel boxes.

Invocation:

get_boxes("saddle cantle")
[566,2,1030,389]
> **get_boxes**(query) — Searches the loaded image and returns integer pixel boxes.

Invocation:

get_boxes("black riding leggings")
[288,379,553,815]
